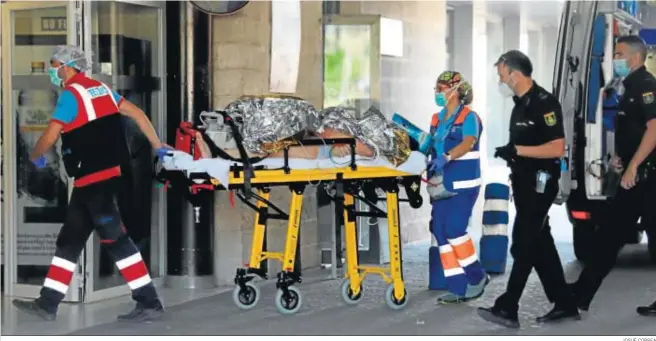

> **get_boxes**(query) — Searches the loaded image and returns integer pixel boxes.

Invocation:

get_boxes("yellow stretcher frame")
[159,162,423,315]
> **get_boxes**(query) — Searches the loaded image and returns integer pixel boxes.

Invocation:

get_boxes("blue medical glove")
[156,146,174,159]
[428,154,448,173]
[32,156,47,169]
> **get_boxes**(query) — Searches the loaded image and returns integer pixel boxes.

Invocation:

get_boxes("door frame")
[1,0,83,301]
[322,14,382,109]
[80,0,167,303]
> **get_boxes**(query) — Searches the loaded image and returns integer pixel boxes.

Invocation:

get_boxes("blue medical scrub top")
[432,105,480,156]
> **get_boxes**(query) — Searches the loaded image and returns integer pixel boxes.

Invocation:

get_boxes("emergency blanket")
[161,150,427,187]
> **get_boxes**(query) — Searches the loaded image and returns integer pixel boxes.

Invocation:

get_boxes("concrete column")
[501,14,520,142]
[453,3,473,79]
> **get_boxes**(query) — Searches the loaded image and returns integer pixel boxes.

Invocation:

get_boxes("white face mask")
[498,73,516,98]
[498,82,515,98]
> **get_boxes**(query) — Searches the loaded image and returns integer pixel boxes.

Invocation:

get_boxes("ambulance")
[554,0,656,262]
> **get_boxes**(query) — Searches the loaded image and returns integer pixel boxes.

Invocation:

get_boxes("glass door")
[1,1,82,301]
[82,0,166,303]
[322,15,384,265]
[323,15,381,117]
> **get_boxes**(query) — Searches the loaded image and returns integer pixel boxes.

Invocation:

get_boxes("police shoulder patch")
[643,91,654,104]
[543,112,557,127]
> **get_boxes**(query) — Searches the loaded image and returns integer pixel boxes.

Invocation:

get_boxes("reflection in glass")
[323,25,371,110]
[10,7,69,286]
[89,1,161,290]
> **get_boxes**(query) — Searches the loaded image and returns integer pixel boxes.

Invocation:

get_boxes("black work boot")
[12,298,57,321]
[477,306,520,329]
[536,305,581,324]
[637,301,656,316]
[117,301,165,322]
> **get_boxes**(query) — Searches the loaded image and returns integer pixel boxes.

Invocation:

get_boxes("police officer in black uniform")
[477,50,580,328]
[568,35,656,317]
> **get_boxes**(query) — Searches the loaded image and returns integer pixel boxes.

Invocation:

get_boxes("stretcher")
[155,110,425,315]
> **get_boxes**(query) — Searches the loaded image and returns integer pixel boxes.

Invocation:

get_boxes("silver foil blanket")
[224,96,320,154]
[357,106,411,166]
[316,106,411,166]
[315,106,362,137]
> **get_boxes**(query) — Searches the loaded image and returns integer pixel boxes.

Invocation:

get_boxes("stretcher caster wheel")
[340,279,363,305]
[232,282,260,310]
[274,285,302,315]
[384,283,408,310]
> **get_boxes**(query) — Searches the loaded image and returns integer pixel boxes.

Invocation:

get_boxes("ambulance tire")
[573,221,595,263]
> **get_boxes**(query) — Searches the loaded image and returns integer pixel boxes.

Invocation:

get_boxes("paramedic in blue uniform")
[567,35,656,317]
[477,50,580,328]
[427,71,489,304]
[12,45,171,322]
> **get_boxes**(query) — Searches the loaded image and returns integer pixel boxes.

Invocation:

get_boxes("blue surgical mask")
[48,66,63,87]
[613,59,631,77]
[435,93,447,107]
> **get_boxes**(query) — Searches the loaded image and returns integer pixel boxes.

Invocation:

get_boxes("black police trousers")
[573,168,656,308]
[494,172,574,313]
[38,178,160,313]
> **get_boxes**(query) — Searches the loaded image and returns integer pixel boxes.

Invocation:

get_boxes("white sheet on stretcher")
[162,151,427,187]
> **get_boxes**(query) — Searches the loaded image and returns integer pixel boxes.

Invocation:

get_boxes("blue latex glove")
[32,156,47,169]
[156,146,174,159]
[428,154,448,173]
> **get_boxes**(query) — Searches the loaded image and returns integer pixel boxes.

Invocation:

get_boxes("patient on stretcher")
[193,97,414,166]
[194,129,376,160]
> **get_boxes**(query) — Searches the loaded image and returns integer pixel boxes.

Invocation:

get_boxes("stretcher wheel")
[232,282,260,310]
[274,286,303,315]
[340,279,363,305]
[384,283,408,310]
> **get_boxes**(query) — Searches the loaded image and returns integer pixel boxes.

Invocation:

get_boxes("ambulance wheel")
[274,286,303,315]
[340,279,363,305]
[384,283,408,310]
[232,282,260,310]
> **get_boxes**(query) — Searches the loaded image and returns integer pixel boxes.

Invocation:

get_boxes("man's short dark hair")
[617,35,647,62]
[494,50,533,77]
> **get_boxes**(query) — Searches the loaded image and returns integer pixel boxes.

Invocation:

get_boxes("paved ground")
[67,240,656,336]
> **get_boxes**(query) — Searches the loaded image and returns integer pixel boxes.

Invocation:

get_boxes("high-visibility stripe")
[483,199,508,212]
[571,211,591,220]
[444,267,466,277]
[69,83,98,121]
[116,252,152,290]
[52,256,76,272]
[453,178,482,189]
[439,244,453,253]
[483,224,508,236]
[126,275,152,290]
[116,253,143,270]
[450,235,477,262]
[458,254,479,267]
[46,265,74,285]
[456,151,480,161]
[44,278,69,294]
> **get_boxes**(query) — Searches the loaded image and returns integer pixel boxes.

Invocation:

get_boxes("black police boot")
[12,298,57,321]
[477,306,520,329]
[117,301,165,322]
[568,282,590,311]
[637,301,656,316]
[536,305,581,324]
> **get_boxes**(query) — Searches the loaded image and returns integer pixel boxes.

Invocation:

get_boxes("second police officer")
[477,50,580,328]
[569,35,656,317]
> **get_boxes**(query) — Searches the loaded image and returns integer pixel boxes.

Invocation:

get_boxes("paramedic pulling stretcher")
[155,109,424,314]
[12,45,168,322]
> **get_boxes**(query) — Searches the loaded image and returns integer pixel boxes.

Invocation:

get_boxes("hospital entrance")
[1,0,167,304]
